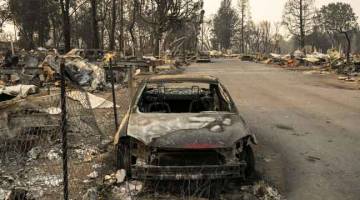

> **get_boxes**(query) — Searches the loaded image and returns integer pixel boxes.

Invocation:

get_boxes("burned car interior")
[137,81,232,113]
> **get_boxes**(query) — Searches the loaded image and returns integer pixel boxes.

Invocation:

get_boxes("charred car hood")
[127,112,252,149]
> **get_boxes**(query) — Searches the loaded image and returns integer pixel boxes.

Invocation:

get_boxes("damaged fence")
[0,59,131,199]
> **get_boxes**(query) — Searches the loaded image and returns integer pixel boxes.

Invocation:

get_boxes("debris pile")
[41,51,106,90]
[0,86,123,199]
[1,48,186,98]
[0,84,37,101]
[237,181,283,200]
[87,172,284,200]
[247,49,360,83]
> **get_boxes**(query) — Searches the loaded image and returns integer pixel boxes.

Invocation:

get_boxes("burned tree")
[319,3,358,63]
[0,2,11,32]
[237,0,250,53]
[90,0,100,49]
[109,0,117,50]
[212,0,238,50]
[118,0,124,54]
[8,0,57,49]
[60,0,71,52]
[129,0,139,56]
[283,0,314,50]
[137,0,204,57]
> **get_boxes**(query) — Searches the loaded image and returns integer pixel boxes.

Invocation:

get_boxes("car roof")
[147,75,219,84]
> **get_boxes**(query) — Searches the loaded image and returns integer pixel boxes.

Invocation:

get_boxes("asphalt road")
[186,59,360,200]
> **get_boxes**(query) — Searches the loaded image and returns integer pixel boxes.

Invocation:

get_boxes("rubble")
[83,187,98,200]
[1,47,184,94]
[27,187,44,199]
[99,178,283,200]
[42,53,106,90]
[115,169,126,184]
[109,180,144,199]
[27,147,41,160]
[293,50,305,59]
[103,174,117,185]
[47,149,61,161]
[87,171,99,179]
[219,181,283,200]
[92,163,103,170]
[26,174,63,187]
[249,49,360,84]
[101,169,126,186]
[74,145,100,162]
[0,85,37,101]
[252,182,282,200]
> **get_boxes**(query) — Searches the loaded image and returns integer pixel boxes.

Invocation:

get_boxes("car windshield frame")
[133,80,237,114]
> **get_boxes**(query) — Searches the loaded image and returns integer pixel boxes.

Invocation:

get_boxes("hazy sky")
[2,0,360,39]
[203,0,360,22]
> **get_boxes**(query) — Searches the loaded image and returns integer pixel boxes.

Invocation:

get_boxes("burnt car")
[114,75,257,180]
[196,51,211,63]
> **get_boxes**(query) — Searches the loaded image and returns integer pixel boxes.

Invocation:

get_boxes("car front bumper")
[132,162,246,180]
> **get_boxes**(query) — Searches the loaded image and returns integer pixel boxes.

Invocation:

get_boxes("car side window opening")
[137,81,232,113]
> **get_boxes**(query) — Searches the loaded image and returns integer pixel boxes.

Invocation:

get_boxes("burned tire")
[240,145,255,178]
[116,142,131,176]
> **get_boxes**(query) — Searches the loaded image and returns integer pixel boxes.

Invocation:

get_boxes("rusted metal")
[129,65,134,99]
[109,59,119,128]
[60,60,69,200]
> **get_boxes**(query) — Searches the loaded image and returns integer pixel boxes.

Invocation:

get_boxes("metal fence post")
[109,59,119,128]
[128,65,134,99]
[60,60,69,200]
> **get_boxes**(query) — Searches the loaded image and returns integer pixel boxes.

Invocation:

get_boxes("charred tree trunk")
[299,0,305,50]
[90,0,100,49]
[109,0,117,50]
[129,0,138,57]
[119,0,124,54]
[241,8,245,53]
[60,0,71,52]
[344,32,351,64]
[153,30,161,57]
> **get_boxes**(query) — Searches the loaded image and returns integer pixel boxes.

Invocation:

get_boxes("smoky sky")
[203,0,360,22]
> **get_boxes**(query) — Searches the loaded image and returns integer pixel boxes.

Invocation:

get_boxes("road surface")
[186,59,360,200]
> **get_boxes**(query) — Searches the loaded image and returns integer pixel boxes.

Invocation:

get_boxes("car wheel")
[240,145,255,178]
[116,142,131,175]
